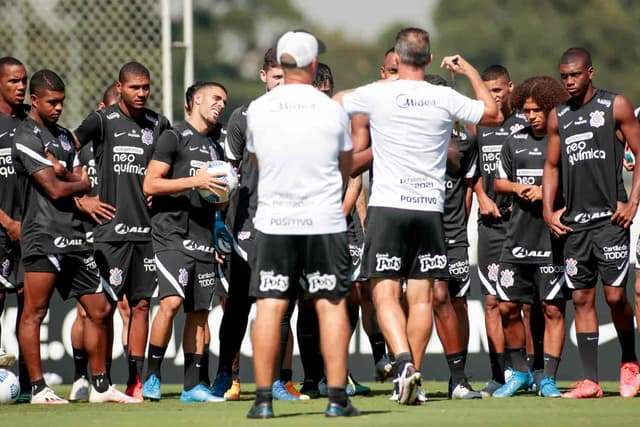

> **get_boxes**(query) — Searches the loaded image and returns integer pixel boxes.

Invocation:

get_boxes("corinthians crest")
[589,110,605,128]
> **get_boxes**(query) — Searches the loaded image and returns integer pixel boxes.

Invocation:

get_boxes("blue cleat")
[247,402,274,419]
[325,401,361,417]
[272,380,299,400]
[180,384,226,402]
[492,370,533,398]
[211,371,232,398]
[142,374,162,401]
[538,376,562,398]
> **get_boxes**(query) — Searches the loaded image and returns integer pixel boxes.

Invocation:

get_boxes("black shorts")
[155,250,217,312]
[363,207,448,280]
[446,246,471,298]
[94,241,157,302]
[347,210,366,282]
[22,253,102,300]
[477,221,508,296]
[0,241,22,292]
[563,223,629,290]
[497,262,569,305]
[250,231,351,300]
[225,223,256,301]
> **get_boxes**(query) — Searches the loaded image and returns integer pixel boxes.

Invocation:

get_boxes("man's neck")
[0,100,21,117]
[118,100,143,119]
[187,115,212,135]
[28,110,47,128]
[398,64,426,81]
[570,85,596,107]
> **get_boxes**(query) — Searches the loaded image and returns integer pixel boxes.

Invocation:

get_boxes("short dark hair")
[511,76,570,112]
[384,47,395,57]
[102,82,119,105]
[481,65,511,82]
[424,74,448,87]
[30,69,65,95]
[0,56,24,73]
[118,61,150,83]
[559,47,592,68]
[394,28,431,67]
[262,48,279,71]
[185,81,228,114]
[313,63,333,88]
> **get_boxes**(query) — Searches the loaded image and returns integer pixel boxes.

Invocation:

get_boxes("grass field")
[0,381,638,427]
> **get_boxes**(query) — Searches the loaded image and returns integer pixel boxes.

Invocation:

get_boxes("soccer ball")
[197,160,239,203]
[0,369,20,404]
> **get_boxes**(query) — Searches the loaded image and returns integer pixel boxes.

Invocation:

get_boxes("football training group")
[1,25,640,418]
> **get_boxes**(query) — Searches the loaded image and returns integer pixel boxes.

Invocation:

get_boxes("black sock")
[72,347,89,381]
[446,352,466,384]
[328,386,348,407]
[507,347,528,373]
[394,352,413,376]
[297,301,324,383]
[18,356,30,393]
[106,358,112,384]
[526,353,534,371]
[255,386,272,405]
[146,344,167,380]
[31,378,47,395]
[280,368,292,383]
[92,373,110,393]
[462,349,468,370]
[347,305,359,336]
[200,344,211,386]
[128,355,144,385]
[183,353,202,391]
[576,332,599,382]
[217,295,253,376]
[123,345,128,357]
[368,332,386,365]
[543,353,561,379]
[489,352,506,383]
[617,329,637,363]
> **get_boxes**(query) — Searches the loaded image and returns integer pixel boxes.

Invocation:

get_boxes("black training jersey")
[151,121,224,262]
[0,107,28,244]
[223,104,257,234]
[444,127,477,248]
[556,90,622,231]
[75,143,100,238]
[497,126,558,264]
[476,112,527,221]
[75,103,170,243]
[13,117,89,257]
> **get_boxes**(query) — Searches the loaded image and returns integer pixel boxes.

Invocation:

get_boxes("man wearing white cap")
[245,30,358,418]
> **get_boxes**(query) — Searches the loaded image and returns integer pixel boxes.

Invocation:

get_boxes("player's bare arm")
[0,208,20,241]
[143,160,227,197]
[31,165,90,200]
[473,176,500,218]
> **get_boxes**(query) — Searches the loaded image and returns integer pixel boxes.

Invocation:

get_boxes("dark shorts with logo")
[0,239,23,292]
[477,219,508,296]
[224,221,256,301]
[155,250,217,312]
[250,231,351,300]
[22,252,102,300]
[363,207,448,280]
[445,246,471,298]
[497,262,569,305]
[94,241,157,302]
[347,209,366,282]
[563,222,629,290]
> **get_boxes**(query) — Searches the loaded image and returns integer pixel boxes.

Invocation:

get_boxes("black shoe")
[325,400,361,417]
[247,402,274,419]
[300,380,320,399]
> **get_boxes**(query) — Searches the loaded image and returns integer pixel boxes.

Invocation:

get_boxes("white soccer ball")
[0,369,20,404]
[197,160,239,203]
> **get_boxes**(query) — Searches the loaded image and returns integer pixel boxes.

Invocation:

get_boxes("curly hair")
[511,76,569,112]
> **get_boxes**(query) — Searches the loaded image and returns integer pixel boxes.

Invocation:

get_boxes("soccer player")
[141,82,228,402]
[0,57,27,375]
[246,30,358,418]
[473,65,530,396]
[491,76,570,398]
[14,69,137,404]
[337,27,502,405]
[211,48,284,400]
[543,47,640,399]
[74,62,171,399]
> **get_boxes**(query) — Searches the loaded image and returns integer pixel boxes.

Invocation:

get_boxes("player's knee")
[159,296,182,317]
[130,298,150,315]
[604,288,628,309]
[498,301,519,320]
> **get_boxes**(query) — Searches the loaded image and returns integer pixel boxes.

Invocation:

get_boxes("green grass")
[0,382,637,427]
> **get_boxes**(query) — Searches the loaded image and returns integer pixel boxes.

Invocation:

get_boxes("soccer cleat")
[325,400,361,417]
[318,377,328,397]
[16,392,32,404]
[538,376,562,398]
[530,369,544,393]
[397,362,421,405]
[142,373,162,401]
[299,380,320,399]
[480,379,504,398]
[285,380,309,400]
[0,349,16,368]
[224,378,241,401]
[89,385,142,403]
[416,386,428,403]
[125,375,143,401]
[31,387,69,404]
[272,379,299,400]
[346,372,370,396]
[375,355,394,382]
[492,370,533,398]
[619,361,639,398]
[69,376,90,402]
[451,379,482,399]
[211,371,232,398]
[180,384,225,402]
[247,401,274,419]
[562,379,603,399]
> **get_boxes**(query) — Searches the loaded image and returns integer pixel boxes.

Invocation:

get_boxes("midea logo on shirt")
[395,94,436,108]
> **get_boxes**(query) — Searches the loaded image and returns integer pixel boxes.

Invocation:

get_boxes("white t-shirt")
[342,80,484,212]
[246,84,351,235]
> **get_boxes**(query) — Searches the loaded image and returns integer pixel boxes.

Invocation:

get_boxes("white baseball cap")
[276,30,326,68]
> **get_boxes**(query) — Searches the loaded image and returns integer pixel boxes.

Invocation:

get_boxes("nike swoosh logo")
[151,355,162,359]
[569,320,617,346]
[0,131,8,139]
[617,261,627,270]
[241,111,247,116]
[563,121,573,129]
[114,132,127,137]
[515,149,527,154]
[189,146,199,151]
[482,132,494,137]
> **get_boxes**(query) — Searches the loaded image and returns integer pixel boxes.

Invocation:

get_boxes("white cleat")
[31,387,69,404]
[89,385,142,403]
[69,376,90,402]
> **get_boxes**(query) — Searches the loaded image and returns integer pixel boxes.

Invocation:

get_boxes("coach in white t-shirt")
[336,27,502,405]
[244,30,358,419]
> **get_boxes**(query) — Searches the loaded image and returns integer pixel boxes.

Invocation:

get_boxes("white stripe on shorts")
[155,256,185,299]
[478,268,497,295]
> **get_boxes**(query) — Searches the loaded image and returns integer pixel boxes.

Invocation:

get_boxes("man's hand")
[45,148,67,177]
[477,193,501,219]
[519,185,542,202]
[193,164,228,194]
[612,200,639,229]
[544,207,573,238]
[76,195,116,224]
